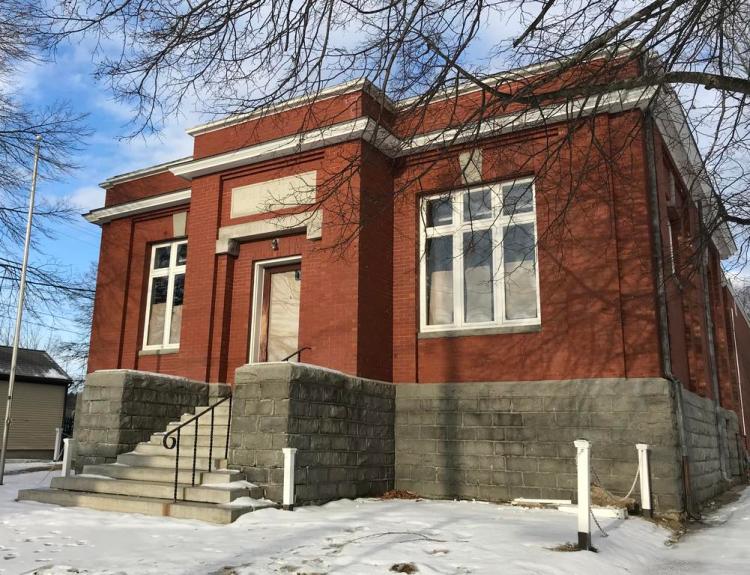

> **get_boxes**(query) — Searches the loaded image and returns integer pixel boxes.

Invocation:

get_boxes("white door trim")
[248,255,302,363]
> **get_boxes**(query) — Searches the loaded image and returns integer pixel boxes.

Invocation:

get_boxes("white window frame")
[141,240,187,351]
[419,177,541,333]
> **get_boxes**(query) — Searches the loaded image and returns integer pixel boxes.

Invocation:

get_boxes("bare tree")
[0,1,92,332]
[54,262,96,390]
[42,1,750,260]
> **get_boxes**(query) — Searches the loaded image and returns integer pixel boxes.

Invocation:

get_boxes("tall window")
[143,240,187,350]
[420,179,540,332]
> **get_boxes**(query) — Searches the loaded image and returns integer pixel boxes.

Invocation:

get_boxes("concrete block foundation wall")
[681,387,744,504]
[395,378,686,511]
[73,370,228,470]
[229,363,395,503]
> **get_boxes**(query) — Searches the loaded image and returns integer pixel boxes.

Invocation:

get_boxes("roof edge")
[99,156,193,190]
[186,79,396,137]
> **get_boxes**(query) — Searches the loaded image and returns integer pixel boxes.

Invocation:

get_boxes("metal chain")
[590,509,609,538]
[591,465,640,500]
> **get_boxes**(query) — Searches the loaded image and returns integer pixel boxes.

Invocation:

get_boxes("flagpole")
[0,135,42,485]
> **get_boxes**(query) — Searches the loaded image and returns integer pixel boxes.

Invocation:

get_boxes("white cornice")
[653,91,736,259]
[98,157,193,190]
[186,45,638,136]
[186,80,395,137]
[402,87,656,154]
[171,87,656,180]
[84,189,191,225]
[172,117,402,180]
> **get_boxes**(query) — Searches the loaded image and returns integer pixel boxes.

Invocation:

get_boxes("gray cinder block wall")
[73,370,228,470]
[229,363,395,503]
[681,387,743,504]
[395,378,687,510]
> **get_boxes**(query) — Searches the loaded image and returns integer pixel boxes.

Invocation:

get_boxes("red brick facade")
[86,69,750,445]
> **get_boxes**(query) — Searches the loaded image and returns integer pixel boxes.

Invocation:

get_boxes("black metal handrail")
[281,346,311,362]
[162,394,232,501]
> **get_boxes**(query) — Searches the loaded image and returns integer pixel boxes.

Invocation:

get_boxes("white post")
[282,447,297,510]
[61,438,77,477]
[53,427,63,461]
[636,443,652,517]
[574,439,591,550]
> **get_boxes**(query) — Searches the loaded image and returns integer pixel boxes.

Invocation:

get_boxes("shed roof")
[0,346,72,385]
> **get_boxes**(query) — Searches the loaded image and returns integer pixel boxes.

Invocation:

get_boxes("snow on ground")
[1,471,748,574]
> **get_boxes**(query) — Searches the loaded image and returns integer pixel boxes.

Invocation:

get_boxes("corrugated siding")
[0,381,65,450]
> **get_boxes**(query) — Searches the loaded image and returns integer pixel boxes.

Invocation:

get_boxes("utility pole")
[0,135,42,485]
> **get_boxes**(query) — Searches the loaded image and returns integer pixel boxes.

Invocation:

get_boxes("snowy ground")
[1,471,748,575]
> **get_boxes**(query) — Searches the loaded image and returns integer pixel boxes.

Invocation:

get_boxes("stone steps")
[178,411,230,424]
[135,442,228,459]
[49,476,258,504]
[149,434,228,447]
[81,464,240,485]
[164,422,230,436]
[116,452,227,470]
[17,488,273,524]
[15,399,268,524]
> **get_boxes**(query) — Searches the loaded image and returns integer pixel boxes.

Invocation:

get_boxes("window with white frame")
[420,178,540,332]
[142,240,187,349]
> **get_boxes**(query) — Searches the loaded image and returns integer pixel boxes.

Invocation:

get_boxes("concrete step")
[193,403,231,415]
[82,464,241,485]
[17,488,274,524]
[116,452,227,471]
[135,442,228,459]
[149,434,228,448]
[50,476,254,504]
[164,422,230,436]
[178,412,229,425]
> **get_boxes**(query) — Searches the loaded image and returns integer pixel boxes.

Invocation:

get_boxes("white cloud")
[68,185,106,212]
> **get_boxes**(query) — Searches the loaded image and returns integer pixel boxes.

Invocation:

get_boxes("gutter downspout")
[644,110,695,515]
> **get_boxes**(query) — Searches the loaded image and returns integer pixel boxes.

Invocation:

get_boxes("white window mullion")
[453,194,464,327]
[162,245,177,347]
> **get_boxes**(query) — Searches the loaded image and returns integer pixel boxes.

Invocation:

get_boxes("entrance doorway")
[250,257,302,363]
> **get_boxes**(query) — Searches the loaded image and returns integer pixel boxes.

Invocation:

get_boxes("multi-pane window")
[420,179,540,332]
[142,240,187,349]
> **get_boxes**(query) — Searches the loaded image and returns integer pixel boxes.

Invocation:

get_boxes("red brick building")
[84,57,750,466]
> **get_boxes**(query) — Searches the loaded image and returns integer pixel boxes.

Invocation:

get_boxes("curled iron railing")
[162,394,232,501]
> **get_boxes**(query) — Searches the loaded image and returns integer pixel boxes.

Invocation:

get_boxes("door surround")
[248,255,302,363]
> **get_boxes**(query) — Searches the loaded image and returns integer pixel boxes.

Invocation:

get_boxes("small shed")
[0,346,71,458]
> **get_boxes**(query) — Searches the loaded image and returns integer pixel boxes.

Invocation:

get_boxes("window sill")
[418,324,541,339]
[138,347,180,357]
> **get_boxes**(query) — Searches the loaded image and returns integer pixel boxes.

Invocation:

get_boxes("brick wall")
[392,111,663,385]
[229,363,395,504]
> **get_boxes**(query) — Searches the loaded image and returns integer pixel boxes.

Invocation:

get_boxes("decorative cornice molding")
[187,80,395,137]
[83,189,191,225]
[98,157,193,189]
[653,91,736,259]
[171,117,399,180]
[172,87,656,181]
